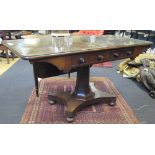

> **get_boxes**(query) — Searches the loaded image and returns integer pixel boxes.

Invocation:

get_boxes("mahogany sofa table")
[2,35,152,122]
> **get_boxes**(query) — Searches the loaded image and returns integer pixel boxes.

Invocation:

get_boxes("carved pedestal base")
[48,82,116,122]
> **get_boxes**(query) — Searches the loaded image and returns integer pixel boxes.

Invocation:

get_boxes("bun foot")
[149,91,155,99]
[109,102,116,106]
[66,117,74,122]
[48,100,57,105]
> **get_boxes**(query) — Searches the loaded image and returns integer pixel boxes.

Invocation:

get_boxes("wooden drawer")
[89,51,109,63]
[71,51,109,68]
[109,49,134,60]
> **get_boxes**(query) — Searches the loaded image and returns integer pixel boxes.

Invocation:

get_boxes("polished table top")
[2,35,152,60]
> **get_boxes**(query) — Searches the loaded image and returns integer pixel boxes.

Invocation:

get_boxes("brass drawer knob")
[97,55,104,61]
[79,57,85,64]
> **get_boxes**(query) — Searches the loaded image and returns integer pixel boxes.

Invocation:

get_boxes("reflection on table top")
[2,35,152,60]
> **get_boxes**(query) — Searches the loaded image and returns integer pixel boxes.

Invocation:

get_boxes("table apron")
[29,46,149,72]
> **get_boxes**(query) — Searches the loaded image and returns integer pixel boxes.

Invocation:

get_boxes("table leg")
[33,64,39,97]
[48,65,116,122]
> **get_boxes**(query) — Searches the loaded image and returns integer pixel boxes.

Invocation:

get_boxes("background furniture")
[114,30,155,41]
[0,44,10,64]
[0,31,14,64]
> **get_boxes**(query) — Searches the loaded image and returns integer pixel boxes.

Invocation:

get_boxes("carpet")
[0,58,20,76]
[92,62,113,68]
[20,77,139,124]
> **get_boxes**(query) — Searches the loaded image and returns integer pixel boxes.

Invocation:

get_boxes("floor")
[0,58,19,75]
[0,58,155,124]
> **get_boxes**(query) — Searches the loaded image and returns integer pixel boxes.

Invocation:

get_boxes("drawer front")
[71,51,109,68]
[70,46,148,68]
[110,49,134,60]
[89,51,109,63]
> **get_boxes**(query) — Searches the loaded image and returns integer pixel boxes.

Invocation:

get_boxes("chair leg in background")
[5,49,10,64]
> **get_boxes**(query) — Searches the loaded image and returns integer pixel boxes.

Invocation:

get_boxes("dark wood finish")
[48,81,116,122]
[29,45,150,121]
[2,35,152,122]
[73,66,92,99]
[2,35,152,60]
